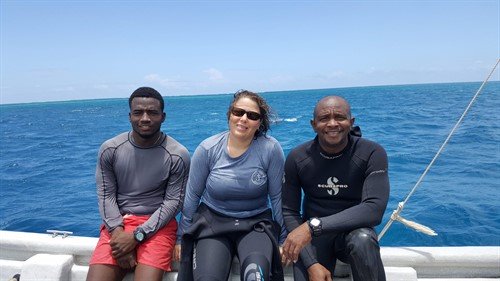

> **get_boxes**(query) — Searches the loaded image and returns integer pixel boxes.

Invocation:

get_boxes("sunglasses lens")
[231,108,246,117]
[231,108,261,121]
[246,112,261,121]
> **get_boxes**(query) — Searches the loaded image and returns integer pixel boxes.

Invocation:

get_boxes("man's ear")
[310,119,317,133]
[162,112,166,123]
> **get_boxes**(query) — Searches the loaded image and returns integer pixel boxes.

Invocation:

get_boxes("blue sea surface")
[1,82,499,246]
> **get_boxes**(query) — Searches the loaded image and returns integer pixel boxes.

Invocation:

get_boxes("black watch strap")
[133,227,146,243]
[308,217,322,237]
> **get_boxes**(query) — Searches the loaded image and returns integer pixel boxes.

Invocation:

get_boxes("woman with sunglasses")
[175,90,286,281]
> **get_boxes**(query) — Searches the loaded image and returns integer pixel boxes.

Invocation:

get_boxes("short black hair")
[313,95,351,119]
[129,87,164,111]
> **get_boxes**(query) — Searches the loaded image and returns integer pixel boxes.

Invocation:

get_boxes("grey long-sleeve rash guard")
[177,131,287,244]
[96,131,190,238]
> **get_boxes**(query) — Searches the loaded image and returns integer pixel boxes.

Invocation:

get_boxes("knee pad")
[346,228,379,252]
[241,253,270,281]
[346,228,376,244]
[344,229,385,280]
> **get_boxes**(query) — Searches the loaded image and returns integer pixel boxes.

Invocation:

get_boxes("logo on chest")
[317,177,348,196]
[251,170,267,186]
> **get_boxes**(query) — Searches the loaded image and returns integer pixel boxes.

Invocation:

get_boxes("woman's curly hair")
[227,89,272,138]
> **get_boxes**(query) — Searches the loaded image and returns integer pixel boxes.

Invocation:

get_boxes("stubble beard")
[134,126,161,139]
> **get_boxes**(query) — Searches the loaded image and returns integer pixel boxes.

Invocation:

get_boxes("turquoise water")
[1,82,499,246]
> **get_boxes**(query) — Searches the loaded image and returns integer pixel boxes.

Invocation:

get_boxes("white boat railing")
[0,230,499,281]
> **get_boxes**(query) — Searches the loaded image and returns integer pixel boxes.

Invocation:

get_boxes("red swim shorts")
[89,215,177,271]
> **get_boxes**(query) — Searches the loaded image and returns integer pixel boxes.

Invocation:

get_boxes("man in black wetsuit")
[281,96,389,281]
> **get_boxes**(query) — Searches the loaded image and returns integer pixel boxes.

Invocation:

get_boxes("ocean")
[0,82,499,247]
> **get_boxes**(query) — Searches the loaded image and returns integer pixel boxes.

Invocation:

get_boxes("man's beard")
[134,127,161,139]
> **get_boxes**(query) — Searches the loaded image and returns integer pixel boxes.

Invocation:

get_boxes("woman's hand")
[173,244,182,262]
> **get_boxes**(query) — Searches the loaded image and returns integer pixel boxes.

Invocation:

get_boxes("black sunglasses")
[231,107,261,121]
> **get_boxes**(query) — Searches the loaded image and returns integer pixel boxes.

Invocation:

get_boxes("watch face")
[135,231,145,241]
[310,218,321,227]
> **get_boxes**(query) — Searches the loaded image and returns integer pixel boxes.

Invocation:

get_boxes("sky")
[1,0,499,104]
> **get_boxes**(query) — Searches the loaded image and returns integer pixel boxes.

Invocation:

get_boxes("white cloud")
[325,71,345,79]
[53,86,76,92]
[143,74,187,91]
[203,68,225,82]
[93,84,110,90]
[267,75,295,84]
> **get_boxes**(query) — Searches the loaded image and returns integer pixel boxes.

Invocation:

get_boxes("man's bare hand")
[308,263,332,281]
[282,222,312,262]
[110,227,138,259]
[279,246,293,266]
[116,252,137,270]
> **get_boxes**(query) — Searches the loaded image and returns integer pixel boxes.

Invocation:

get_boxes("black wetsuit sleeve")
[282,150,319,268]
[321,145,390,234]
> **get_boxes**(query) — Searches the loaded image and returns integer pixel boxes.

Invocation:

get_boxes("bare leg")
[134,263,165,281]
[86,264,127,281]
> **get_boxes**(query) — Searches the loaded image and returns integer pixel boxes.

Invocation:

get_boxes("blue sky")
[1,0,499,104]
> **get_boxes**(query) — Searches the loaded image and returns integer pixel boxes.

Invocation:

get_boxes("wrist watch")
[133,227,146,243]
[308,217,322,237]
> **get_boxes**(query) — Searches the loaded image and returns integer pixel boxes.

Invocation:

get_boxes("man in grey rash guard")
[282,96,389,281]
[87,87,190,281]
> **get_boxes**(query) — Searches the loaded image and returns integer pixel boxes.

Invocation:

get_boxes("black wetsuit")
[282,133,389,281]
[178,204,284,281]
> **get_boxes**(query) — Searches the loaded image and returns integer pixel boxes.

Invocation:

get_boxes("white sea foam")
[273,117,299,123]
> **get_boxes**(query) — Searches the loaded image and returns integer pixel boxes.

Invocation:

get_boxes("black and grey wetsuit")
[282,133,389,280]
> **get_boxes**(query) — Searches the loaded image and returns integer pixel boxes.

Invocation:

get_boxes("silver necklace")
[320,151,343,160]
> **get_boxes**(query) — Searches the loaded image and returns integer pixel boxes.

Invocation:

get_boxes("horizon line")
[1,80,497,106]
